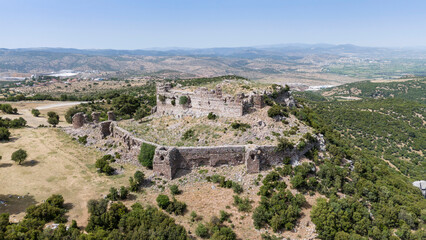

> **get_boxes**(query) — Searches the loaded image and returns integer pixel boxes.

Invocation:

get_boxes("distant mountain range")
[1,44,426,83]
[2,44,425,58]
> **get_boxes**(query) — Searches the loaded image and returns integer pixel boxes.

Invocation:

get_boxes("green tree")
[107,187,119,201]
[47,111,59,127]
[156,194,170,209]
[11,149,27,165]
[169,184,181,195]
[31,109,40,117]
[195,223,209,238]
[0,127,10,141]
[119,186,128,200]
[138,143,156,169]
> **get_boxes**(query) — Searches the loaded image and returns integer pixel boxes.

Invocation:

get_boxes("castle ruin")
[155,82,265,117]
[71,112,320,179]
[68,81,310,179]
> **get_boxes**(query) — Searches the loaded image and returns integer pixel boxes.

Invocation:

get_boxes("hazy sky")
[1,0,425,49]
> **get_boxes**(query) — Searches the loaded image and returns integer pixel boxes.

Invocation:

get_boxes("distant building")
[413,181,426,198]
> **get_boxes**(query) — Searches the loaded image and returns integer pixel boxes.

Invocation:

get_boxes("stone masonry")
[71,112,320,180]
[107,111,116,121]
[72,112,85,129]
[91,112,100,123]
[155,82,265,118]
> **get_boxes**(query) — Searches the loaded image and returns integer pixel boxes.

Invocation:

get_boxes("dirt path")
[35,102,85,110]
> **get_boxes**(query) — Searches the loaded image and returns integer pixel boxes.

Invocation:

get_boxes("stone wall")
[156,82,264,118]
[71,112,320,180]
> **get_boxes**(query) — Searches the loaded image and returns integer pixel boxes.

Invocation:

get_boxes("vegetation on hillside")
[290,80,426,239]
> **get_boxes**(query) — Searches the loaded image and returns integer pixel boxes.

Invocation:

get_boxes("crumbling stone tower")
[91,112,100,123]
[153,147,180,179]
[72,113,85,128]
[107,111,116,121]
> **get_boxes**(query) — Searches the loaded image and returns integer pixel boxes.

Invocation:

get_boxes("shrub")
[297,140,306,150]
[182,129,195,140]
[0,127,10,141]
[11,149,27,165]
[233,195,252,212]
[138,143,156,169]
[231,182,243,194]
[158,95,166,103]
[25,195,66,223]
[166,198,187,215]
[156,194,170,209]
[283,156,291,165]
[107,187,119,201]
[267,104,289,118]
[169,184,181,195]
[95,158,114,175]
[134,170,145,185]
[0,104,15,114]
[219,210,231,223]
[78,135,88,145]
[211,226,236,240]
[119,186,129,200]
[276,137,294,151]
[129,177,138,192]
[196,223,210,238]
[47,111,59,126]
[208,112,217,120]
[190,211,199,222]
[171,99,176,106]
[230,122,251,131]
[179,96,189,105]
[31,109,40,117]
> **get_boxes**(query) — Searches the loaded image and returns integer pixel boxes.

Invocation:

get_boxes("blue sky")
[1,0,425,49]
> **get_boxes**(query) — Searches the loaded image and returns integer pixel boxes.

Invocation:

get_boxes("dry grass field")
[0,127,137,225]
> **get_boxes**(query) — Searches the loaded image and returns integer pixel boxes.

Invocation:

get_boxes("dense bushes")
[129,170,145,192]
[25,195,67,223]
[195,215,237,240]
[138,143,156,169]
[31,109,40,117]
[311,197,372,239]
[233,195,252,212]
[95,155,115,175]
[276,137,294,151]
[0,117,26,128]
[230,122,251,132]
[84,200,188,239]
[179,96,189,105]
[0,104,17,114]
[293,91,426,238]
[156,194,187,215]
[267,104,288,118]
[252,171,306,232]
[47,111,59,126]
[0,127,10,141]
